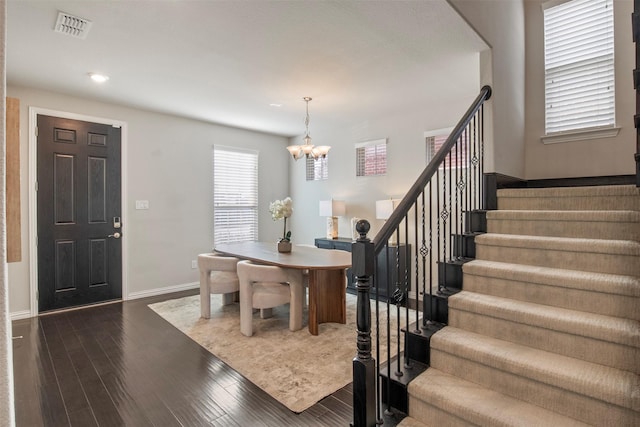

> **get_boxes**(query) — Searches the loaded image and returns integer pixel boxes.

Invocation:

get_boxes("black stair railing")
[351,85,492,427]
[634,0,640,187]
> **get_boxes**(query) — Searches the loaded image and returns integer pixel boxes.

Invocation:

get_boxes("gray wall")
[452,0,635,180]
[1,0,16,423]
[450,0,527,179]
[289,89,480,246]
[7,85,290,315]
[523,0,635,179]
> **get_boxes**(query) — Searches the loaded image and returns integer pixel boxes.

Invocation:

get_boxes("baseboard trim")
[127,282,199,300]
[10,310,32,321]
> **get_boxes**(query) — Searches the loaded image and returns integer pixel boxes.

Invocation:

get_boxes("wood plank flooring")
[12,290,402,426]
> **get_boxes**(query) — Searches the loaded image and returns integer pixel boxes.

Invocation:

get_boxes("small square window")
[356,139,387,177]
[426,130,469,169]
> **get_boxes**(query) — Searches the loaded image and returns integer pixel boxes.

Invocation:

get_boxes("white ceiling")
[7,0,487,137]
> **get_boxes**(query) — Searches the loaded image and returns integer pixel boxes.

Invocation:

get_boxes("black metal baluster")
[384,243,392,417]
[414,193,424,333]
[480,108,485,209]
[436,169,441,292]
[403,214,410,369]
[448,151,453,263]
[454,139,459,259]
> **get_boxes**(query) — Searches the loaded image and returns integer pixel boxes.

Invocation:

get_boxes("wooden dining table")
[214,241,352,335]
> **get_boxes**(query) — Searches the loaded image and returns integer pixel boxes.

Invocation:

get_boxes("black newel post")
[352,220,376,427]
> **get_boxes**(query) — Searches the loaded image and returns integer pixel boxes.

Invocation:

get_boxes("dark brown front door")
[37,115,122,312]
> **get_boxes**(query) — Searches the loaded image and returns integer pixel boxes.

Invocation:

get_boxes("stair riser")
[437,262,463,289]
[463,273,640,321]
[497,196,640,211]
[406,398,473,427]
[465,210,487,233]
[476,245,640,276]
[423,293,450,324]
[452,234,476,258]
[487,218,640,242]
[430,350,640,426]
[408,369,592,427]
[448,309,640,373]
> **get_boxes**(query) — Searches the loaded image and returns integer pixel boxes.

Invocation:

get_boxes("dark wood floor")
[12,289,402,426]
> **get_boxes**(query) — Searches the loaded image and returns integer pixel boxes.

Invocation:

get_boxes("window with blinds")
[356,139,387,176]
[306,156,328,181]
[212,146,258,244]
[426,129,469,168]
[543,0,615,134]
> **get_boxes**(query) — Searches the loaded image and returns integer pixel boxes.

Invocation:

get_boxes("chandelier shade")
[286,97,331,160]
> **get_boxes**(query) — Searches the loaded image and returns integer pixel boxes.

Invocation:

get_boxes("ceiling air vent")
[54,11,92,39]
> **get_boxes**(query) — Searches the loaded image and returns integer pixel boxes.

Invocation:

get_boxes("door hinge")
[35,126,38,137]
[35,181,38,192]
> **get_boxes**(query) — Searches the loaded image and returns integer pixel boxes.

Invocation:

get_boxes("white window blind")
[306,156,328,181]
[426,132,470,168]
[212,146,258,244]
[356,139,387,176]
[543,0,614,134]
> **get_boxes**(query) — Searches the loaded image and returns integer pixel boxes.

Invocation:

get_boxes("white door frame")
[28,107,129,317]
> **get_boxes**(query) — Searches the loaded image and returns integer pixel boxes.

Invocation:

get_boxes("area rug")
[149,293,407,413]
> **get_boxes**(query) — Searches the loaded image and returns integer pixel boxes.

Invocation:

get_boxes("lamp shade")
[319,200,346,217]
[376,199,400,220]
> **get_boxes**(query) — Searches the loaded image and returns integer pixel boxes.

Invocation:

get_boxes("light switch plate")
[135,200,149,210]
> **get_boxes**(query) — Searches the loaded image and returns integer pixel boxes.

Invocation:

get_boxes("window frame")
[425,127,471,169]
[212,145,259,245]
[306,155,328,181]
[542,0,618,142]
[355,138,387,177]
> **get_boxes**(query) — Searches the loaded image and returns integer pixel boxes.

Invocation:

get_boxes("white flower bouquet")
[269,197,293,242]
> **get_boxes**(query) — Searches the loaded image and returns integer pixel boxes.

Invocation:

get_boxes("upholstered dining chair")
[236,260,304,337]
[198,253,240,319]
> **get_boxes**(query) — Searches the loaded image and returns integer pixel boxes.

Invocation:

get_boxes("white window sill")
[541,127,621,145]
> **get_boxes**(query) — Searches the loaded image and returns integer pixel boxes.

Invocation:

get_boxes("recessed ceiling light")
[269,103,283,107]
[89,73,109,83]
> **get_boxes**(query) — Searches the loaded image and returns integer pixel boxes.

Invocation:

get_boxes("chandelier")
[286,97,331,160]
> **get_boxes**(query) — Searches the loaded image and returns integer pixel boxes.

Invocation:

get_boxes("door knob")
[107,232,121,239]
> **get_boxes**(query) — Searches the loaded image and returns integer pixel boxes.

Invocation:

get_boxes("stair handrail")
[351,84,492,427]
[372,85,492,251]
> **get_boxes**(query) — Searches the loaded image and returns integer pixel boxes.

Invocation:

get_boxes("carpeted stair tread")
[397,417,431,427]
[407,368,590,427]
[463,260,640,297]
[462,260,640,321]
[448,291,640,372]
[497,185,640,211]
[498,185,639,198]
[430,327,640,411]
[488,209,640,221]
[486,210,640,241]
[449,291,640,348]
[475,234,640,276]
[475,233,640,255]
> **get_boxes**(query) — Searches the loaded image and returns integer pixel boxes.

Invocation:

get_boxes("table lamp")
[376,199,401,245]
[319,200,346,239]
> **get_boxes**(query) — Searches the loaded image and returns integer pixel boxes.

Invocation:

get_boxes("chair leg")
[200,272,211,319]
[239,281,254,337]
[289,284,304,332]
[260,308,273,319]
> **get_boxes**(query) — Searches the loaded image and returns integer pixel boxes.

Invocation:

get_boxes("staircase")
[399,185,640,426]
